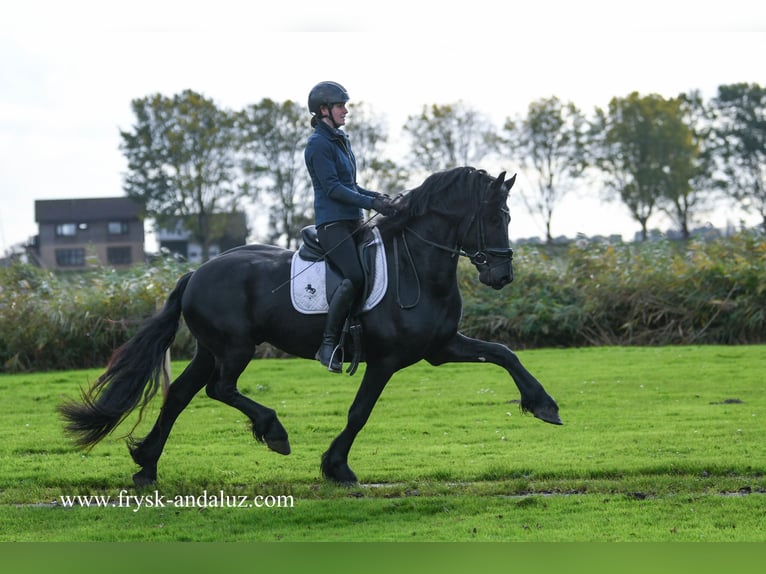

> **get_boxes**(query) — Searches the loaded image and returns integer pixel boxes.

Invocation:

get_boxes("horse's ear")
[492,171,506,188]
[503,173,517,192]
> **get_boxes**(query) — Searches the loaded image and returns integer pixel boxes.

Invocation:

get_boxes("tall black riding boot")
[317,279,357,373]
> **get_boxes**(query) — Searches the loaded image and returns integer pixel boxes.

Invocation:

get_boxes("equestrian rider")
[304,81,399,373]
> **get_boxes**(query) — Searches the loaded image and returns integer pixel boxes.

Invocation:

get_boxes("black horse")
[59,167,561,486]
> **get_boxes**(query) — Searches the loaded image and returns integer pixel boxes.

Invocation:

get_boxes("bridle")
[401,224,514,269]
[391,180,514,308]
[402,181,514,270]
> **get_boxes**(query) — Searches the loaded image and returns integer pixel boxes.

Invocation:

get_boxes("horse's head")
[379,167,516,290]
[464,171,516,290]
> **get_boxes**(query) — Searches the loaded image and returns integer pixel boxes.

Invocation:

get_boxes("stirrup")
[327,345,344,373]
[315,343,343,373]
[326,318,351,373]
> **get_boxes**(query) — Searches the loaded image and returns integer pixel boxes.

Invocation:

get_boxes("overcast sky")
[2,0,765,252]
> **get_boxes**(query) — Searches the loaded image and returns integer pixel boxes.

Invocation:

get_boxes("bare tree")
[344,102,409,196]
[503,96,588,243]
[403,101,501,176]
[711,83,766,232]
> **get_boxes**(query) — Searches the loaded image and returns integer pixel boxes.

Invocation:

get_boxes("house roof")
[35,197,143,223]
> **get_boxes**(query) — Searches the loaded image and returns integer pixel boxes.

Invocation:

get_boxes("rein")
[401,224,514,267]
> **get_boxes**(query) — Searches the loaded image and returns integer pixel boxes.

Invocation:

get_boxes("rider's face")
[324,102,347,126]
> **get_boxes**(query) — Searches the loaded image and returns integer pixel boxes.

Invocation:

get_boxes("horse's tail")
[58,271,194,449]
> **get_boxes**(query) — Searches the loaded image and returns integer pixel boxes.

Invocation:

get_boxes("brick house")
[34,197,145,269]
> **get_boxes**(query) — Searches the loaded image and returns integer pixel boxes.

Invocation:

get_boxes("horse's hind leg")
[129,347,216,486]
[205,347,291,456]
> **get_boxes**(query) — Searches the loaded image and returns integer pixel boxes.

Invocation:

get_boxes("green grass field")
[0,346,764,541]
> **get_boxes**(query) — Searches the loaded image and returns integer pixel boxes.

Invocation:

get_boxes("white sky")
[1,0,765,252]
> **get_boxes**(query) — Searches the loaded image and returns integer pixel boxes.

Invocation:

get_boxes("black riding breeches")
[316,219,365,296]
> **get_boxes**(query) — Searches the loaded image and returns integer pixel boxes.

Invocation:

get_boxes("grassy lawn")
[0,345,764,541]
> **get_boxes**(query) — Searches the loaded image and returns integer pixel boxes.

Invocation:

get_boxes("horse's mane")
[375,166,488,232]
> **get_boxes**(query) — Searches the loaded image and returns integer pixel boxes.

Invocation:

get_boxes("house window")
[107,246,132,265]
[55,223,77,237]
[55,248,86,267]
[108,221,129,235]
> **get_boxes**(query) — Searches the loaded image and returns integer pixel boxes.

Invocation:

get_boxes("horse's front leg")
[426,332,562,425]
[321,363,394,485]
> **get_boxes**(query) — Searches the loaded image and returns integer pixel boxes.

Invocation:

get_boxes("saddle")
[290,225,388,375]
[290,225,388,315]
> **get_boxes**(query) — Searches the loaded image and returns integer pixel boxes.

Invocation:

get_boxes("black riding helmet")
[308,81,349,116]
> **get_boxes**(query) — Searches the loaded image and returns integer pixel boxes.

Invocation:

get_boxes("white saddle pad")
[290,227,388,315]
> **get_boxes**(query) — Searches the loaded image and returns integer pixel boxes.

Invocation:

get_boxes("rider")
[304,81,398,373]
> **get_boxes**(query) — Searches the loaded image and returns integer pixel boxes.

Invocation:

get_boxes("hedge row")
[0,257,196,372]
[459,231,766,349]
[2,232,764,372]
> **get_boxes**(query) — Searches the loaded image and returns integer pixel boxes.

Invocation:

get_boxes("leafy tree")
[591,92,698,240]
[237,99,312,249]
[403,101,501,175]
[711,83,766,231]
[119,89,241,260]
[503,96,588,243]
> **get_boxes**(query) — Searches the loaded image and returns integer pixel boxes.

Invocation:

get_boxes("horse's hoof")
[323,464,358,486]
[535,408,563,425]
[267,438,291,455]
[335,478,359,487]
[326,474,359,487]
[133,469,157,488]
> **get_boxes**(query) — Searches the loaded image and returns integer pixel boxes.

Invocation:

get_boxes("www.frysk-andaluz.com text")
[59,489,295,512]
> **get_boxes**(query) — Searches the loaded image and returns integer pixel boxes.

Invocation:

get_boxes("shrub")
[0,256,195,372]
[459,231,766,348]
[2,232,764,372]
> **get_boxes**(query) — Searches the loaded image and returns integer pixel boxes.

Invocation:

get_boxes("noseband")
[460,205,514,270]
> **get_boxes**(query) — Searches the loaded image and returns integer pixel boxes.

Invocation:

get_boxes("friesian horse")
[59,167,561,486]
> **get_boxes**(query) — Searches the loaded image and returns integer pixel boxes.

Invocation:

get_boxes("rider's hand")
[372,196,399,217]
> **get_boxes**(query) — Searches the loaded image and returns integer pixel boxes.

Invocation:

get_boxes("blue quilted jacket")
[305,121,379,227]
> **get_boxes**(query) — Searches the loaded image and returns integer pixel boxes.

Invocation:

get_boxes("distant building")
[156,212,248,263]
[34,197,145,270]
